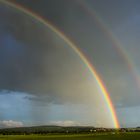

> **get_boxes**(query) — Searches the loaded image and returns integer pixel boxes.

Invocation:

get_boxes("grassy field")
[0,133,140,140]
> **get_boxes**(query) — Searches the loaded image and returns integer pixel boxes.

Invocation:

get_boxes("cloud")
[1,0,139,111]
[0,2,104,107]
[0,120,23,128]
[0,90,13,95]
[0,3,114,127]
[49,120,82,126]
[23,94,59,106]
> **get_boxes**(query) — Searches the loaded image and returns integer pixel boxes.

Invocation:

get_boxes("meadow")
[0,133,140,140]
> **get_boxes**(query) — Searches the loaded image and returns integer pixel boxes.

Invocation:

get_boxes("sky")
[0,0,140,128]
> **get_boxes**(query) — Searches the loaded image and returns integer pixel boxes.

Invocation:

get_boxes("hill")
[0,125,95,135]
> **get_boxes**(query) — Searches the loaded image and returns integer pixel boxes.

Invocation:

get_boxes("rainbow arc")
[0,0,120,128]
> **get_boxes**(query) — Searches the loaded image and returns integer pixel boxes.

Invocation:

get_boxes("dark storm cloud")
[2,0,140,109]
[0,3,64,95]
[10,0,133,77]
[0,3,67,88]
[0,2,102,106]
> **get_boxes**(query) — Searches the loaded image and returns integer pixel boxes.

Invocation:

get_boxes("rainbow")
[78,0,140,91]
[0,0,120,128]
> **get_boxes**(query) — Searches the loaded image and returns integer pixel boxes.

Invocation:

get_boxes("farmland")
[0,133,140,140]
[0,126,140,139]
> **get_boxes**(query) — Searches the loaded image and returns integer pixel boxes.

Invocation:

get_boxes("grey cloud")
[0,2,103,107]
[0,90,13,94]
[23,94,63,105]
[0,120,23,128]
[0,1,139,106]
[0,1,139,109]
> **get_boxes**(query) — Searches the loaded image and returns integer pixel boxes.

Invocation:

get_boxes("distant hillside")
[0,125,95,135]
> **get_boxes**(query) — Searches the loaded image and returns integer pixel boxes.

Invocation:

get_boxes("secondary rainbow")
[0,0,120,128]
[78,0,140,91]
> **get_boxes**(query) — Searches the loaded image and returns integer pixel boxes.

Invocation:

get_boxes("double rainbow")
[0,0,120,128]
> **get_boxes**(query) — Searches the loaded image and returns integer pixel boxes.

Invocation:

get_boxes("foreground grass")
[0,133,140,140]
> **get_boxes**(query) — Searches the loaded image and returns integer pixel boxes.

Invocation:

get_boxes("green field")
[0,133,140,140]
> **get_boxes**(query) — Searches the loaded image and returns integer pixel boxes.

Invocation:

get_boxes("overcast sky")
[0,0,140,128]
